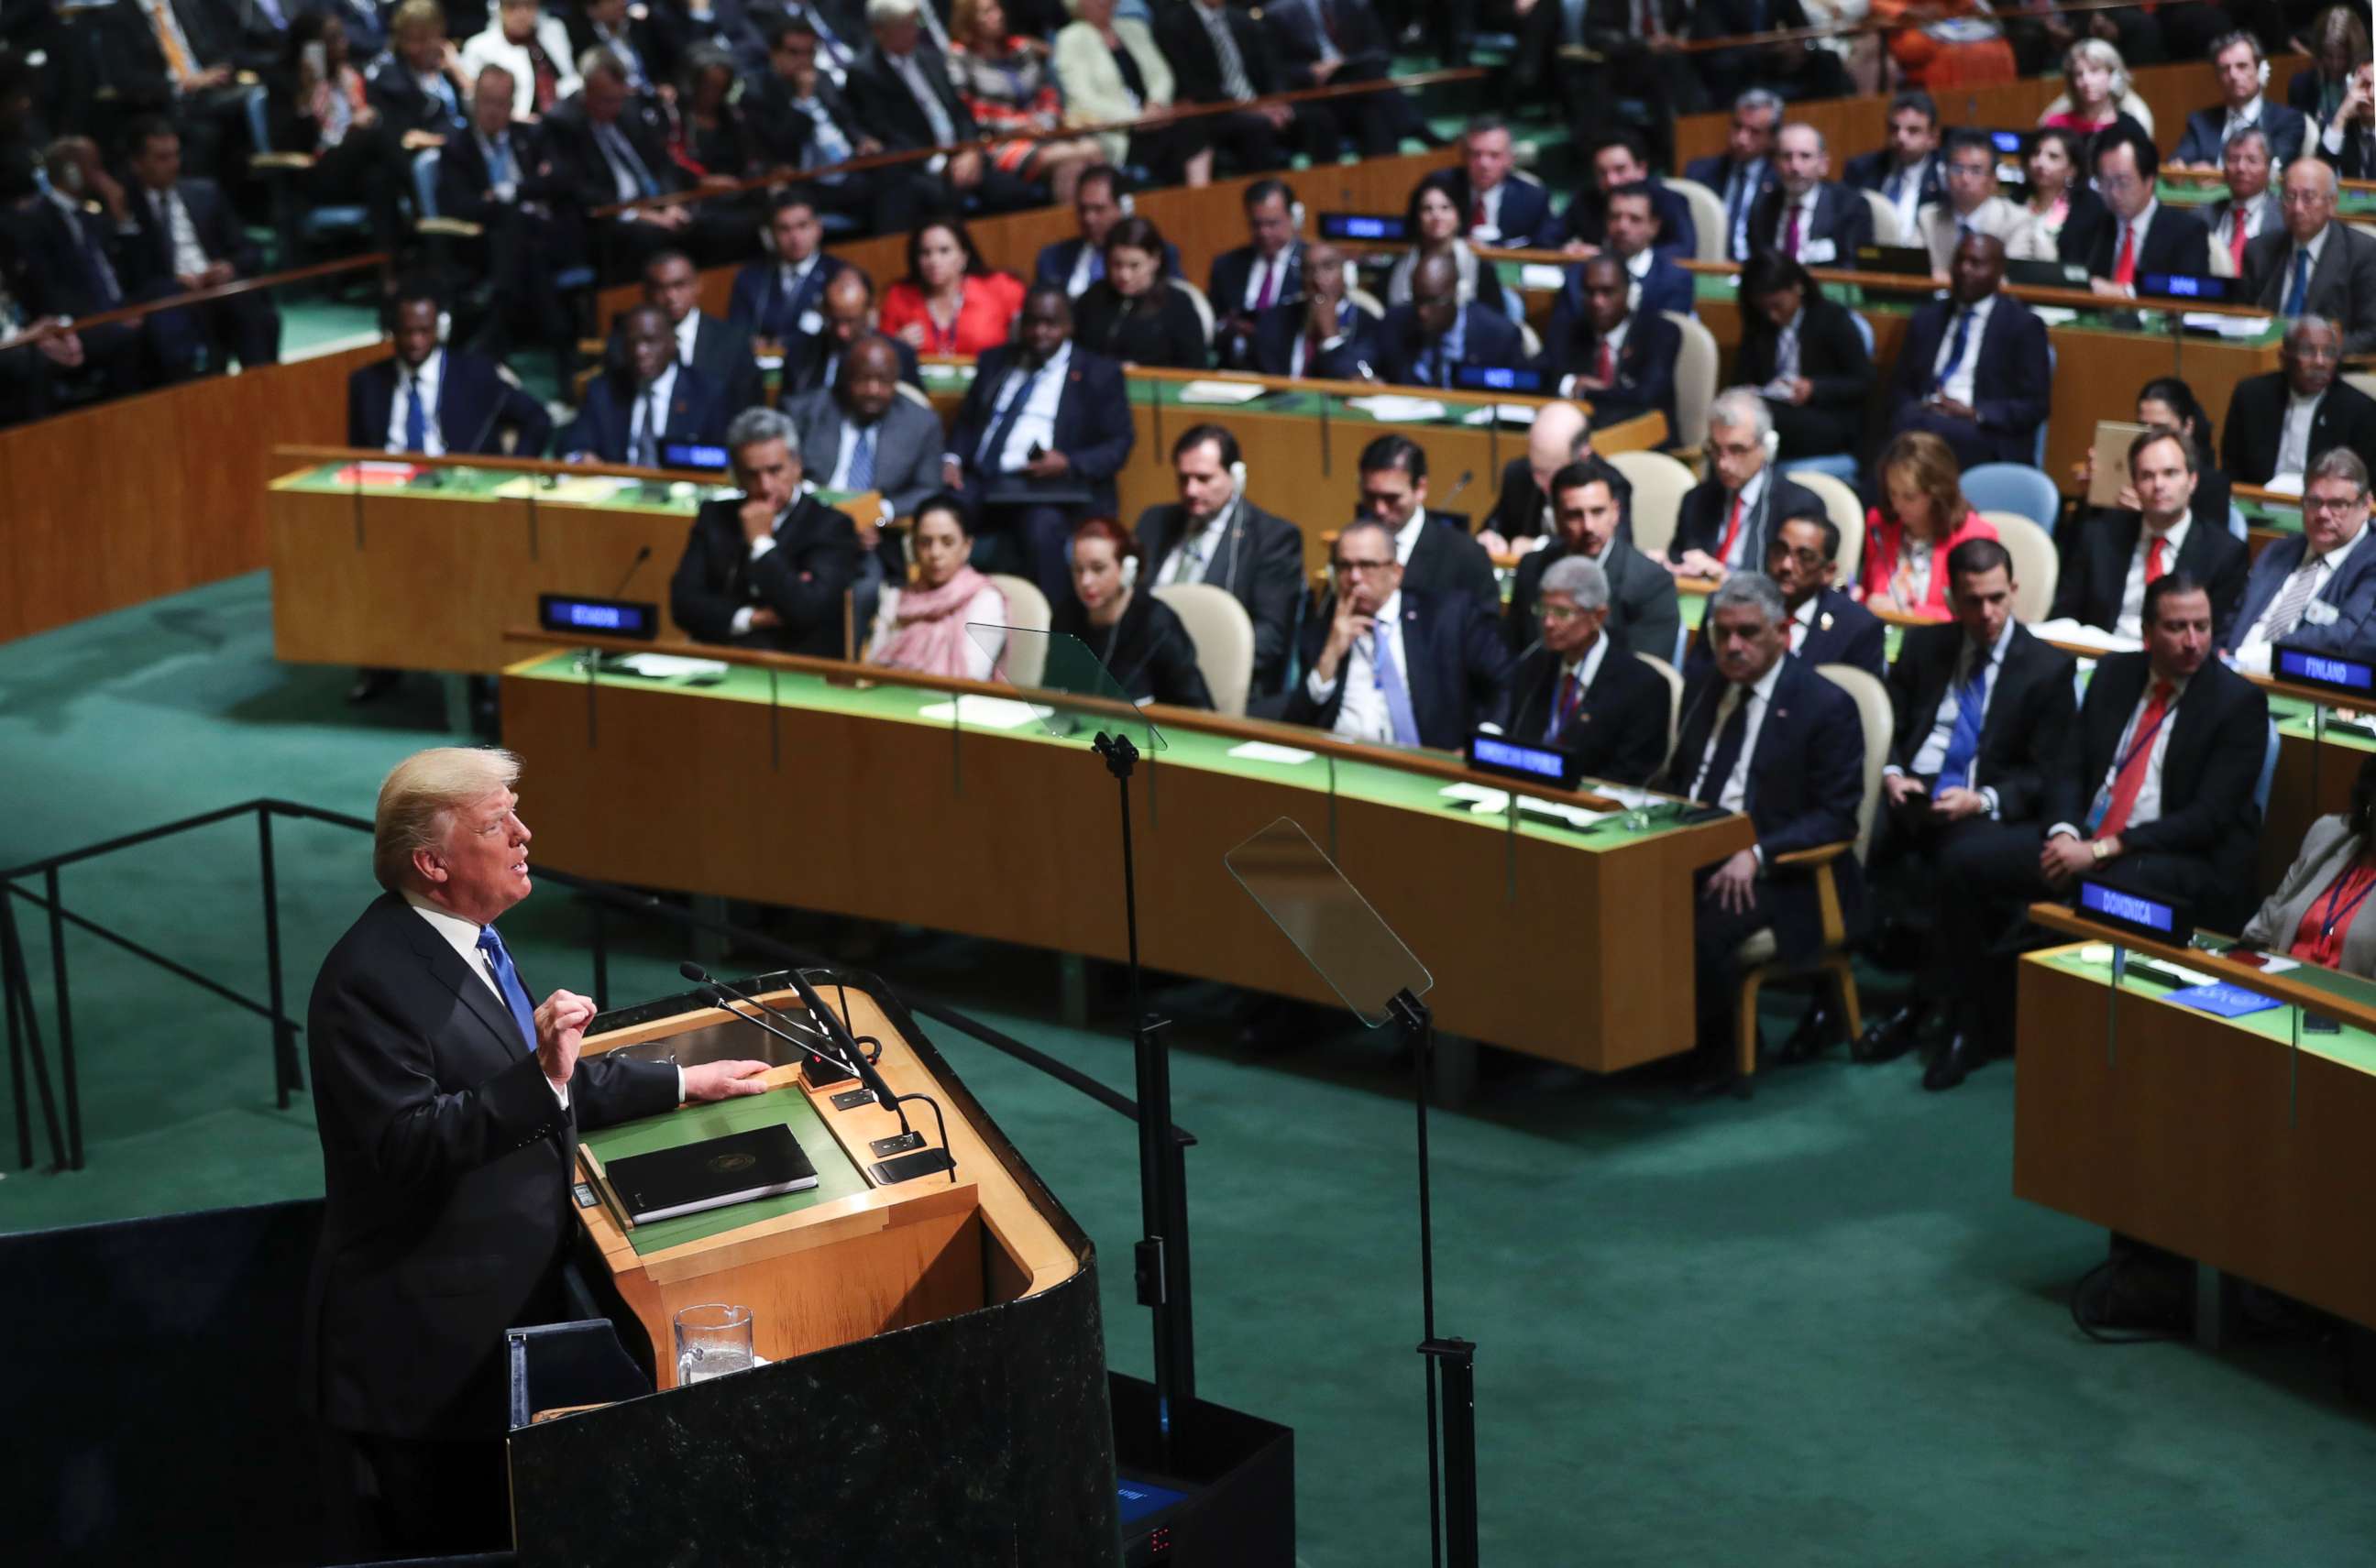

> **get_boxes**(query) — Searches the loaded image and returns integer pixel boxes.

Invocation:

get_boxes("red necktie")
[2228,216,2250,275]
[2114,225,2137,288]
[1471,195,1486,230]
[2146,533,2169,584]
[1553,670,1581,739]
[1596,339,1614,382]
[1716,493,1745,566]
[2096,680,2174,839]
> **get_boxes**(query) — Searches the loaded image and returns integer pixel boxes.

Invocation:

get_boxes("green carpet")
[7,574,2376,1564]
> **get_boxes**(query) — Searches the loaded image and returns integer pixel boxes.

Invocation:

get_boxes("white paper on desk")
[1439,783,1509,812]
[2183,312,2273,339]
[2263,472,2304,497]
[2258,956,2303,972]
[610,653,730,679]
[1177,378,1269,405]
[1349,395,1449,422]
[2030,305,2079,326]
[2031,618,2143,654]
[1596,785,1656,810]
[1460,403,1536,427]
[916,695,1043,730]
[1519,263,1568,291]
[1228,740,1316,764]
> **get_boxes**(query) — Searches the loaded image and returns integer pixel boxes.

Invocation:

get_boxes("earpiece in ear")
[1291,200,1307,230]
[2258,59,2272,89]
[1118,192,1136,216]
[1763,429,1780,460]
[436,310,452,345]
[1229,459,1248,491]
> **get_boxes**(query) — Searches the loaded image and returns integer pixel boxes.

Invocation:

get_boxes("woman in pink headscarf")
[865,494,1008,680]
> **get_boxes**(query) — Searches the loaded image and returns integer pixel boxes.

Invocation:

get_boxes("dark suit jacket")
[1437,169,1556,248]
[844,41,981,152]
[120,178,258,292]
[2241,222,2376,355]
[1539,308,1679,437]
[301,894,677,1437]
[540,93,686,215]
[1792,587,1886,681]
[1155,0,1286,104]
[1671,472,1825,575]
[2050,510,2250,645]
[606,310,764,420]
[1031,236,1183,294]
[2229,528,2376,655]
[434,125,571,226]
[1506,537,1682,666]
[1281,587,1512,750]
[1403,512,1500,613]
[1372,302,1526,388]
[84,0,236,112]
[1134,499,1307,694]
[6,197,127,318]
[947,344,1136,512]
[726,253,849,344]
[1482,456,1641,548]
[2084,203,2213,283]
[346,350,553,456]
[1206,242,1305,323]
[1260,0,1391,88]
[1745,181,1874,265]
[2172,103,2307,167]
[1886,291,2052,465]
[1656,652,1868,959]
[1843,148,1942,212]
[785,388,946,517]
[557,364,728,463]
[362,50,468,141]
[669,491,862,657]
[2217,371,2376,486]
[1684,154,1776,261]
[1736,296,1874,454]
[743,71,872,168]
[1496,634,1670,785]
[1553,179,1699,259]
[780,330,921,398]
[1574,252,1698,323]
[1249,298,1376,378]
[1886,620,2075,822]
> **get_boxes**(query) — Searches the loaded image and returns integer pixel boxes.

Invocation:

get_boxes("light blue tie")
[847,422,875,488]
[474,927,539,1055]
[1371,624,1420,747]
[2285,247,2312,315]
[402,375,426,452]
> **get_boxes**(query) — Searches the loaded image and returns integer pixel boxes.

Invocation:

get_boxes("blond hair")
[373,747,520,893]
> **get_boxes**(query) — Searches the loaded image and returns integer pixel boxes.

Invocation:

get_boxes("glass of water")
[674,1302,754,1386]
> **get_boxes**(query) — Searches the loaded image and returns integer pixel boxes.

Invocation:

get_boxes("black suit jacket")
[1207,242,1304,368]
[1260,0,1391,88]
[779,330,922,399]
[947,344,1136,512]
[1886,621,2075,823]
[1496,634,1670,785]
[301,894,677,1437]
[2240,222,2376,356]
[1553,179,1699,258]
[1843,148,1942,211]
[346,350,553,456]
[1437,169,1556,248]
[121,178,258,291]
[743,72,873,168]
[2084,204,2213,282]
[1249,299,1376,378]
[1886,292,2052,466]
[1155,0,1284,103]
[6,197,127,318]
[362,49,468,140]
[1403,513,1500,613]
[2217,370,2376,486]
[727,253,849,344]
[1671,472,1825,575]
[1792,587,1886,681]
[434,124,571,226]
[2050,510,2250,645]
[1736,296,1875,448]
[540,93,687,214]
[669,491,862,656]
[1372,302,1526,388]
[1282,587,1512,750]
[1745,181,1874,265]
[606,310,764,421]
[1134,499,1307,695]
[2172,104,2307,167]
[844,41,980,152]
[1506,537,1681,667]
[557,364,728,463]
[1538,308,1679,437]
[84,0,236,112]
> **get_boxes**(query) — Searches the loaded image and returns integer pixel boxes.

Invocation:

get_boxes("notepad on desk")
[1176,379,1270,405]
[602,1124,819,1224]
[917,694,1044,730]
[1348,395,1449,422]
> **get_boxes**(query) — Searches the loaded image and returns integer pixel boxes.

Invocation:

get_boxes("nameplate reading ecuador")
[1466,729,1583,792]
[2273,643,2376,698]
[539,594,660,641]
[660,442,732,472]
[2076,879,2192,945]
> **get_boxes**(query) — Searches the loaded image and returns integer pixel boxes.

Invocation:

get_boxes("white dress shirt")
[2108,198,2161,292]
[1715,467,1769,570]
[1305,588,1405,743]
[1468,180,1505,243]
[1560,313,1633,400]
[1157,498,1237,587]
[2282,223,2334,305]
[384,349,446,455]
[1886,156,1932,235]
[1895,618,2014,813]
[729,498,798,635]
[1392,508,1428,566]
[1690,655,1786,813]
[1926,291,1996,410]
[2236,521,2367,669]
[988,343,1071,473]
[148,186,209,278]
[1065,242,1102,299]
[2052,672,2191,840]
[672,310,701,368]
[2116,514,2188,639]
[2275,386,2324,479]
[1784,593,1821,652]
[1771,305,1805,386]
[1622,246,1653,313]
[2212,194,2267,259]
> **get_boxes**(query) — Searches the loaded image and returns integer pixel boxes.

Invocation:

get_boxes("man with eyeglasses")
[1505,457,1681,665]
[1352,433,1497,611]
[2219,313,2376,487]
[1668,389,1823,582]
[1914,128,2038,275]
[2242,158,2376,354]
[1759,511,1885,679]
[2085,126,2211,299]
[1493,553,1670,785]
[2228,447,2376,672]
[2199,126,2280,281]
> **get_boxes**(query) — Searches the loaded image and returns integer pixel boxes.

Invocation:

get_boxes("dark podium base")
[1111,1375,1296,1567]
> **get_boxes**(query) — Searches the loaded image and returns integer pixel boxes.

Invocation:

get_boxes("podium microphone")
[679,962,855,1080]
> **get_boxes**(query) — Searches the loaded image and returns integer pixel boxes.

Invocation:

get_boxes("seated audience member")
[364,1,472,146]
[559,303,726,463]
[1888,234,2050,468]
[943,286,1134,602]
[266,11,405,256]
[847,0,1038,213]
[1250,239,1375,378]
[2222,315,2376,486]
[1576,182,1697,323]
[1749,123,1872,266]
[1735,252,1874,462]
[1540,255,1679,436]
[1388,170,1519,320]
[728,191,846,343]
[2018,126,2104,264]
[2170,31,2307,169]
[116,118,281,375]
[10,138,145,400]
[786,332,943,514]
[1506,458,1683,665]
[2229,447,2376,671]
[1032,166,1182,299]
[80,0,255,179]
[1655,571,1867,1095]
[1670,389,1825,581]
[1859,537,2076,1076]
[461,0,579,120]
[1845,91,1943,242]
[2054,425,2249,643]
[1280,519,1511,749]
[1372,253,1525,389]
[2243,159,2376,351]
[865,493,1006,679]
[347,290,552,455]
[2078,377,2234,532]
[948,0,1103,204]
[438,63,576,378]
[1153,0,1317,175]
[1258,0,1416,159]
[566,0,666,91]
[2040,39,2142,138]
[2317,60,2376,179]
[1074,215,1211,369]
[669,405,864,656]
[1916,129,2040,272]
[2200,126,2280,280]
[748,14,928,234]
[1209,180,1307,369]
[1923,573,2268,1084]
[1859,431,1997,621]
[2085,125,2212,296]
[1496,555,1671,784]
[1354,434,1497,611]
[1765,510,1886,677]
[781,268,922,396]
[881,215,1028,356]
[1554,133,1700,258]
[1134,424,1306,696]
[1441,115,1554,249]
[1686,89,1783,264]
[1689,0,1849,106]
[2242,752,2376,977]
[654,0,771,79]
[1053,0,1203,185]
[541,52,693,274]
[1050,517,1216,707]
[1480,400,1594,554]
[0,316,84,428]
[620,247,764,415]
[664,45,759,180]
[2296,5,2370,136]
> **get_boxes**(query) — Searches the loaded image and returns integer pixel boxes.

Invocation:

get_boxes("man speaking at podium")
[302,747,769,1552]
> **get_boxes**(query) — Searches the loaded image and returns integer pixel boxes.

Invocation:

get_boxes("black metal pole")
[1393,987,1479,1568]
[589,897,611,1013]
[5,900,28,1168]
[0,894,64,1172]
[44,866,82,1170]
[258,807,297,1107]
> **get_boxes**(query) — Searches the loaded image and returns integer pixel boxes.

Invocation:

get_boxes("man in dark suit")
[1135,423,1307,696]
[1354,433,1498,613]
[363,0,472,145]
[1250,238,1375,378]
[1373,252,1526,388]
[2169,32,2309,169]
[2220,315,2376,486]
[1764,511,1885,678]
[727,191,847,344]
[1842,90,1943,245]
[347,291,552,456]
[2241,159,2376,353]
[1437,115,1554,248]
[1258,0,1413,159]
[1032,166,1182,300]
[1541,255,1680,437]
[671,404,864,656]
[1278,518,1511,749]
[1920,574,2269,1085]
[1856,538,2077,1075]
[779,266,921,397]
[614,247,764,416]
[1670,389,1824,579]
[1683,87,1781,262]
[1479,400,1594,554]
[943,286,1135,602]
[1688,0,1849,106]
[2086,126,2213,295]
[1496,554,1671,785]
[1153,0,1317,173]
[558,303,728,463]
[1583,184,1697,323]
[7,141,146,398]
[2053,424,2250,645]
[844,0,1037,214]
[1207,179,1307,371]
[80,0,252,175]
[539,55,694,277]
[1553,134,1699,258]
[565,0,670,89]
[1887,234,2052,468]
[2198,126,2281,280]
[1655,571,1867,1094]
[116,118,280,375]
[304,747,764,1552]
[1505,457,1682,666]
[1509,0,1700,167]
[436,65,577,378]
[746,14,930,235]
[1748,123,1872,266]
[2228,446,2376,669]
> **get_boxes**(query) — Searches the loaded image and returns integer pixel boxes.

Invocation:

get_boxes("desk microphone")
[608,544,654,598]
[1439,470,1474,508]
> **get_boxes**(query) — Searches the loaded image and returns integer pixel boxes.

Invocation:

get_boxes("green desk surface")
[270,461,862,518]
[580,1084,870,1255]
[2037,947,2376,1076]
[918,361,1534,428]
[512,651,1718,851]
[1690,269,2286,346]
[2238,494,2306,535]
[2160,178,2376,216]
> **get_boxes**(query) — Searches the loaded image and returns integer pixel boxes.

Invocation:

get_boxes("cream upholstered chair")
[1174,279,1217,351]
[1636,652,1683,755]
[1662,177,1732,264]
[1730,663,1890,1089]
[1859,188,1902,248]
[985,574,1052,685]
[1979,511,2059,623]
[1788,469,1868,586]
[1608,449,1698,561]
[1665,312,1720,451]
[1151,583,1256,715]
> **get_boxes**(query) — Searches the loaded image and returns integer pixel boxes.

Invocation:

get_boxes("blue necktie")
[474,927,539,1055]
[847,422,875,488]
[402,375,426,452]
[2285,247,2312,315]
[1930,307,1973,395]
[1934,655,1990,791]
[487,134,514,189]
[1694,687,1753,806]
[977,364,1042,467]
[76,213,122,305]
[1371,624,1420,747]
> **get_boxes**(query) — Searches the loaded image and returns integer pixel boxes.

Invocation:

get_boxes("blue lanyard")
[2319,867,2376,939]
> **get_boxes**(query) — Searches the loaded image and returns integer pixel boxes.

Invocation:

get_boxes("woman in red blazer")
[1858,431,1998,620]
[881,216,1028,357]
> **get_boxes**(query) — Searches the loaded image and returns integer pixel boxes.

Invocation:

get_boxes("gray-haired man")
[669,405,863,656]
[1494,554,1673,785]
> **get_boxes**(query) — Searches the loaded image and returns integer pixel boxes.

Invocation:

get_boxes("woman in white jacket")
[459,0,580,120]
[1051,0,1205,183]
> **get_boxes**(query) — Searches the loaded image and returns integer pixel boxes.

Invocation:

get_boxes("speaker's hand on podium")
[682,1060,775,1102]
[535,989,598,1089]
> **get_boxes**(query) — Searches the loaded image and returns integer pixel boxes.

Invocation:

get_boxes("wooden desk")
[497,633,1755,1075]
